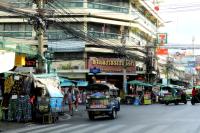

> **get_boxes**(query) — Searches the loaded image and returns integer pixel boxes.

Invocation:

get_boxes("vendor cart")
[33,74,63,124]
[127,80,152,105]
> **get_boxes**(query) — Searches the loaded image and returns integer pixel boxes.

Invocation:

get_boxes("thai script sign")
[88,57,135,73]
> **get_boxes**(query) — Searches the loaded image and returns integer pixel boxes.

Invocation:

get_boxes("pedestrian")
[73,86,80,112]
[67,87,73,115]
[192,87,196,97]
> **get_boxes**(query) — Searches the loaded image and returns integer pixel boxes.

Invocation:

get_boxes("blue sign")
[90,67,101,74]
[188,61,195,67]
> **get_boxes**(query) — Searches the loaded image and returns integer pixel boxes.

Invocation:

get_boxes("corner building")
[0,0,164,95]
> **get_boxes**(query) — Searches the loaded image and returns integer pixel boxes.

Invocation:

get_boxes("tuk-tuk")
[86,83,120,120]
[163,85,187,105]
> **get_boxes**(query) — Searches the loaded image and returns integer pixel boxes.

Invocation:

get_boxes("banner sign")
[88,57,136,73]
[156,48,168,55]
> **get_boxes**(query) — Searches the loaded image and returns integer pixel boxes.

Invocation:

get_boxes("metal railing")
[46,1,129,14]
[0,31,32,38]
[131,8,157,32]
[8,2,33,8]
[88,2,129,14]
[88,31,120,39]
[46,30,73,40]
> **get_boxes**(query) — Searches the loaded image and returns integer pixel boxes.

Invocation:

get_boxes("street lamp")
[44,50,54,73]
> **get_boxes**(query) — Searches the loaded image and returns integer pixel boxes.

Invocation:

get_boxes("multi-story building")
[0,0,164,94]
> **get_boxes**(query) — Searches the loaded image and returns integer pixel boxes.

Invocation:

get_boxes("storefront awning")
[128,80,152,87]
[46,84,63,98]
[60,78,88,87]
[77,81,88,87]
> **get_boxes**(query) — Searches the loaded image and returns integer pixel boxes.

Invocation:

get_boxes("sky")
[158,0,200,45]
[154,0,200,72]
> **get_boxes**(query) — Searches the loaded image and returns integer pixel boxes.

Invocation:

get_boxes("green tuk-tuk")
[163,85,187,105]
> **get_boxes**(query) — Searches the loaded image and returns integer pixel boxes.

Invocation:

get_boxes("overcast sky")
[158,0,200,45]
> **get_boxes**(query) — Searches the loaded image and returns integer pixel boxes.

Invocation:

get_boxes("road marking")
[70,124,106,133]
[143,125,168,133]
[30,124,71,133]
[48,124,89,133]
[5,124,53,133]
[94,125,125,133]
[124,125,147,133]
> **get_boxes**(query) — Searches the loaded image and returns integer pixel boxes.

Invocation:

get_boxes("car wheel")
[184,100,187,104]
[111,109,117,119]
[88,112,94,120]
[191,100,195,105]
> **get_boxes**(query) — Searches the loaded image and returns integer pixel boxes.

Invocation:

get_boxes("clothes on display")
[4,75,14,94]
[16,95,32,122]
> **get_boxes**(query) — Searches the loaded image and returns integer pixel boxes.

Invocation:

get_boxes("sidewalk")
[0,105,86,132]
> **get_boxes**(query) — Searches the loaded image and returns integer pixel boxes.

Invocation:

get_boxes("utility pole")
[121,26,127,95]
[34,0,46,73]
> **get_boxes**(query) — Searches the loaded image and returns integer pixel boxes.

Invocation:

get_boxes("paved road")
[3,103,200,133]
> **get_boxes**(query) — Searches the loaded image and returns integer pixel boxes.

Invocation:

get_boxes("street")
[2,103,200,133]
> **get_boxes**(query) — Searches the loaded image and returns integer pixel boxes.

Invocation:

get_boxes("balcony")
[88,31,120,39]
[47,1,129,14]
[129,33,147,46]
[8,2,33,8]
[0,31,32,38]
[46,1,84,8]
[88,2,129,14]
[131,8,157,32]
[46,30,73,40]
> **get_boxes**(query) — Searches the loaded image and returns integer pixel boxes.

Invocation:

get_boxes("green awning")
[194,85,200,89]
[60,82,74,87]
[128,80,152,87]
[77,81,88,87]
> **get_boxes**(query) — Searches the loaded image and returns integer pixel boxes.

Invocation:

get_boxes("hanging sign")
[157,33,167,45]
[15,55,25,66]
[156,48,168,55]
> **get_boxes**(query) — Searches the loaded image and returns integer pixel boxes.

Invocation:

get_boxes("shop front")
[0,73,63,123]
[87,57,136,98]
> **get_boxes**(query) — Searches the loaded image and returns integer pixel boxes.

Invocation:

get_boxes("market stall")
[1,73,33,122]
[0,73,63,124]
[33,74,63,124]
[126,80,152,105]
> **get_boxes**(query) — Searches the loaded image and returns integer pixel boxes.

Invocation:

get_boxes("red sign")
[25,58,36,67]
[156,48,168,55]
[88,57,135,73]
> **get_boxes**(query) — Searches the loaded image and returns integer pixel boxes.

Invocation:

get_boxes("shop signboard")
[88,57,136,73]
[157,33,167,45]
[89,67,101,74]
[25,58,37,67]
[15,55,26,66]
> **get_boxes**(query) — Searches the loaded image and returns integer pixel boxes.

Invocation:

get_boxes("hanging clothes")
[8,99,17,121]
[4,75,14,94]
[12,76,24,95]
[16,95,32,122]
[23,77,33,95]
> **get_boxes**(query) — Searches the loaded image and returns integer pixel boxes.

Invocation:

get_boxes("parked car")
[86,83,120,120]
